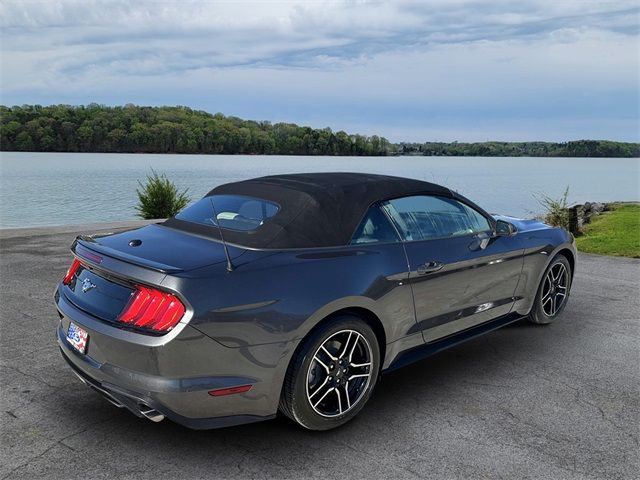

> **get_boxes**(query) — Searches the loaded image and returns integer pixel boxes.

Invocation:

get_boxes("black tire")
[279,315,380,431]
[528,254,572,325]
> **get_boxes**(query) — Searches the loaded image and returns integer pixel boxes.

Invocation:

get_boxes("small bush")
[535,186,570,230]
[135,170,190,219]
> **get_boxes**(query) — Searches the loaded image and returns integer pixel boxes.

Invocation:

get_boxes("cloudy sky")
[1,0,638,142]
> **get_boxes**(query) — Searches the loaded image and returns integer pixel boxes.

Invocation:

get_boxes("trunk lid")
[61,223,245,330]
[77,223,245,273]
[63,263,135,323]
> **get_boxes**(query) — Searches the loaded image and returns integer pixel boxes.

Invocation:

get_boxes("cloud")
[1,0,638,141]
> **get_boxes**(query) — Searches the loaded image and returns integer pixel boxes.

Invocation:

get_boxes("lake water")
[0,152,638,229]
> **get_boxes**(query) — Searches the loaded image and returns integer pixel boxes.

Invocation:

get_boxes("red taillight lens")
[63,259,81,285]
[118,286,185,333]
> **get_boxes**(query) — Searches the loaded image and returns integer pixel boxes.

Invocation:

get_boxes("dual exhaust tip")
[69,359,165,423]
[139,404,165,423]
[98,389,164,423]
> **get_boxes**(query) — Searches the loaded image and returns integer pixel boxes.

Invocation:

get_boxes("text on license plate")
[67,322,89,354]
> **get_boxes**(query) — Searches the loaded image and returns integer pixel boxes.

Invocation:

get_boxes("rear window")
[175,195,279,232]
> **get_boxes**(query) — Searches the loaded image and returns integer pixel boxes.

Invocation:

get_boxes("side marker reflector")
[208,385,252,397]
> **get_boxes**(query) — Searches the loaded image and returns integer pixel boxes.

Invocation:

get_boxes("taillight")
[118,286,186,333]
[63,259,81,285]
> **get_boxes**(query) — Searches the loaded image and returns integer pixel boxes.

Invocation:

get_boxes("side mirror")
[495,219,517,236]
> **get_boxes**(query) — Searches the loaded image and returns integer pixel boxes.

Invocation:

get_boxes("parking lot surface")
[1,224,638,479]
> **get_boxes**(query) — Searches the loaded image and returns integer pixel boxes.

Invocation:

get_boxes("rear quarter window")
[350,205,400,244]
[175,195,279,232]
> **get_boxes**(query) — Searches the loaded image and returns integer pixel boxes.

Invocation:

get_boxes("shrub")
[135,170,190,219]
[535,186,570,230]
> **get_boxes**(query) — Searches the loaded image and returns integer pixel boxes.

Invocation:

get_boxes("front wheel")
[279,316,380,430]
[528,254,572,325]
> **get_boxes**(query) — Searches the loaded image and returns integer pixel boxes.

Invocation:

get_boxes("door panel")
[404,233,524,343]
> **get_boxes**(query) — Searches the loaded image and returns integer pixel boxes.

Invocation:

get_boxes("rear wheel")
[279,315,380,430]
[528,254,572,325]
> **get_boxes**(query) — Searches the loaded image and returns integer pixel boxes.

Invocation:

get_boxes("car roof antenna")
[209,196,234,272]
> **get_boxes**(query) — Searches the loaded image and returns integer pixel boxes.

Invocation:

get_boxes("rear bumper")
[57,335,272,429]
[55,286,291,429]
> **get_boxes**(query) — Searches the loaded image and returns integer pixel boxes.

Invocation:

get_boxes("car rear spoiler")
[73,236,183,274]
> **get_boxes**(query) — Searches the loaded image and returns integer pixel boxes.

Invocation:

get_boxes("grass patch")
[576,203,640,258]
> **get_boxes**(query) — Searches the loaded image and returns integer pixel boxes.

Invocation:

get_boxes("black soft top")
[164,172,453,249]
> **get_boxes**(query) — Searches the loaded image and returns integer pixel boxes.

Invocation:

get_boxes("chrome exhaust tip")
[139,404,165,423]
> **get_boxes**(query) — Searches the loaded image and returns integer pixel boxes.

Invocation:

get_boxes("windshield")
[175,195,280,232]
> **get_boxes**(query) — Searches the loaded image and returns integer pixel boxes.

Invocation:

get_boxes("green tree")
[14,131,34,150]
[1,104,637,157]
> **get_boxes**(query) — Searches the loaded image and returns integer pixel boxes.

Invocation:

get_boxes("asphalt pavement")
[1,223,638,479]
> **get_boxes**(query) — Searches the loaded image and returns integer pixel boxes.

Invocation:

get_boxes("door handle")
[416,261,444,275]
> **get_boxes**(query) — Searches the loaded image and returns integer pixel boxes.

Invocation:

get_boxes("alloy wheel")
[306,329,373,418]
[541,262,568,317]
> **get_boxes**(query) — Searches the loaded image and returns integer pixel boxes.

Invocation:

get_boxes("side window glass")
[382,196,491,241]
[458,202,492,234]
[350,205,400,244]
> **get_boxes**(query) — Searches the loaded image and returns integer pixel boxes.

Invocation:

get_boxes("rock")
[566,201,608,233]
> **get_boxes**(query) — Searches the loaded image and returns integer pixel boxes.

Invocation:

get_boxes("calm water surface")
[0,152,638,228]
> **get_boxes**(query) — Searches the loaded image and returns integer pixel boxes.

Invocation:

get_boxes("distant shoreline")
[2,104,639,158]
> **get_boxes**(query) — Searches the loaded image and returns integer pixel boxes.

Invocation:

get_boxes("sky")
[1,0,638,142]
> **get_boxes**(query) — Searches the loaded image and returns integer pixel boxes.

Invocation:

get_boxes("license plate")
[67,322,89,354]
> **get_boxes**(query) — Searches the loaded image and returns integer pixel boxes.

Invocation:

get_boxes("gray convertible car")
[55,173,576,430]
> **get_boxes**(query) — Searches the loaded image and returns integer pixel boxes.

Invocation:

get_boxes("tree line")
[397,140,639,158]
[1,104,638,157]
[0,104,392,156]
